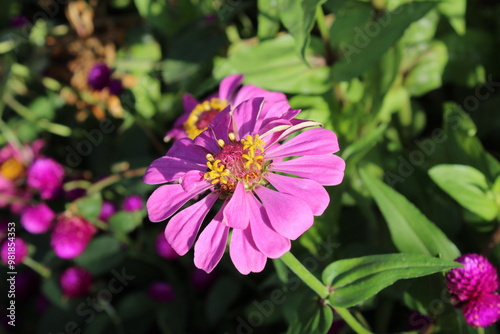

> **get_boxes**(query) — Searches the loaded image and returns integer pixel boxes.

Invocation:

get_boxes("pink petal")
[210,108,231,143]
[181,170,205,192]
[262,120,322,147]
[194,128,220,154]
[167,138,208,164]
[219,74,244,101]
[146,183,211,222]
[222,181,250,229]
[194,208,230,273]
[254,186,313,240]
[229,228,267,275]
[247,192,291,258]
[165,192,219,255]
[265,128,340,159]
[183,94,199,113]
[232,98,264,139]
[463,293,500,328]
[143,156,204,185]
[270,155,345,186]
[265,173,330,216]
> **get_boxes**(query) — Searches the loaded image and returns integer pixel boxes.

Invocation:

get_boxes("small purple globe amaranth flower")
[123,195,143,212]
[27,157,65,200]
[446,254,500,328]
[51,214,97,259]
[60,267,92,298]
[148,281,175,303]
[99,201,117,222]
[155,232,180,260]
[1,237,28,265]
[87,63,112,91]
[108,79,123,95]
[20,202,55,234]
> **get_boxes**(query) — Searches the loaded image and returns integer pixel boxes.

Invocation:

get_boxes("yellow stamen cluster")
[0,158,25,180]
[184,98,228,139]
[241,134,265,170]
[204,154,231,185]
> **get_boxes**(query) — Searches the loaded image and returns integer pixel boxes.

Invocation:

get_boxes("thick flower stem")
[23,257,51,278]
[280,252,373,334]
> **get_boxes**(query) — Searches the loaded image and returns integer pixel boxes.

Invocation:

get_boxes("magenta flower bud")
[20,203,55,234]
[148,281,175,303]
[108,79,123,95]
[27,158,65,200]
[87,63,112,91]
[99,201,117,222]
[155,233,180,260]
[60,267,92,298]
[446,254,499,302]
[122,195,143,212]
[51,215,97,259]
[1,237,28,265]
[191,268,216,292]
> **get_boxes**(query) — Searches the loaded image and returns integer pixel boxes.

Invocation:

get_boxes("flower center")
[184,98,228,139]
[0,158,25,180]
[204,134,267,193]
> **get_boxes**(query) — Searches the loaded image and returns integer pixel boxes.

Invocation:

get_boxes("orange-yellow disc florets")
[184,98,228,139]
[0,158,25,180]
[204,134,267,192]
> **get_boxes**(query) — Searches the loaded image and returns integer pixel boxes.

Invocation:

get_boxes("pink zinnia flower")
[446,254,500,327]
[60,267,93,298]
[51,214,97,259]
[144,97,345,274]
[155,232,180,260]
[164,74,289,141]
[20,202,55,234]
[1,237,28,265]
[27,157,65,200]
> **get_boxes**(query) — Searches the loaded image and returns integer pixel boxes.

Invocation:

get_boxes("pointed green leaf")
[429,165,497,221]
[287,291,333,334]
[258,0,280,40]
[322,253,460,307]
[360,169,460,260]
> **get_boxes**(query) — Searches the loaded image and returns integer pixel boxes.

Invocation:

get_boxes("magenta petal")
[233,98,264,139]
[147,183,211,222]
[165,192,219,255]
[247,192,291,258]
[463,293,500,328]
[265,128,340,159]
[232,85,287,109]
[254,186,313,240]
[143,156,204,185]
[223,182,250,229]
[194,128,220,154]
[210,108,231,143]
[183,94,199,113]
[229,228,267,275]
[265,173,329,216]
[219,74,244,101]
[194,209,229,273]
[167,138,208,164]
[181,170,205,192]
[271,155,345,186]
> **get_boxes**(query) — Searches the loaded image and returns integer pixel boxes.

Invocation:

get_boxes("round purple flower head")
[27,158,65,200]
[20,202,55,234]
[148,281,175,303]
[51,215,97,259]
[87,63,112,91]
[108,79,123,95]
[60,267,92,298]
[123,195,143,212]
[155,232,180,260]
[446,254,500,327]
[1,237,28,265]
[99,201,117,222]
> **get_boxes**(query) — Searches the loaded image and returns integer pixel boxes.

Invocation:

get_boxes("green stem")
[280,252,373,334]
[87,167,147,194]
[23,257,51,278]
[101,302,125,334]
[315,5,334,65]
[280,251,329,298]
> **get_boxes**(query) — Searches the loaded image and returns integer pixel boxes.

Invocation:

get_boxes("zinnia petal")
[183,94,199,114]
[143,156,204,185]
[229,228,267,275]
[165,192,219,255]
[223,181,250,229]
[232,98,263,139]
[265,172,330,216]
[167,138,208,164]
[194,208,230,273]
[254,186,313,240]
[270,154,345,186]
[219,74,244,101]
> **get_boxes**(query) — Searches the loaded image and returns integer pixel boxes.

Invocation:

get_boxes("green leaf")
[279,0,326,63]
[438,0,466,35]
[205,276,242,324]
[287,292,333,334]
[214,35,331,94]
[289,94,335,131]
[360,169,460,260]
[322,253,460,307]
[332,2,436,81]
[74,235,125,275]
[109,211,143,234]
[429,165,497,221]
[72,192,103,223]
[257,0,280,40]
